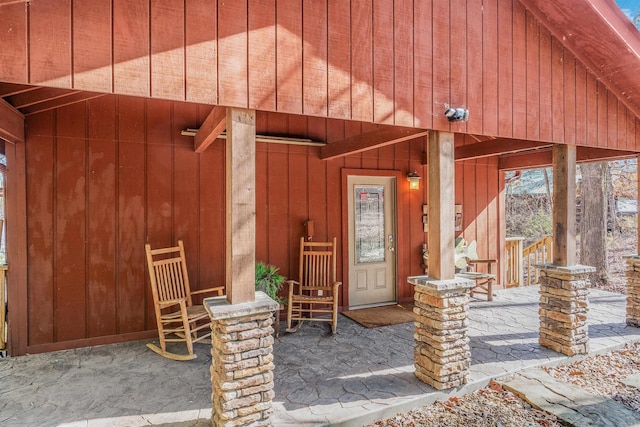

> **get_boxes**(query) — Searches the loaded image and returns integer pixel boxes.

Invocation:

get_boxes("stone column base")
[205,292,280,427]
[625,256,640,327]
[408,275,475,390]
[537,264,594,356]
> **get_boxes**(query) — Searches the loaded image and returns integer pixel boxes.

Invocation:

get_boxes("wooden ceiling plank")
[498,146,637,170]
[22,93,106,115]
[8,87,81,109]
[319,126,428,160]
[455,138,552,161]
[194,106,226,153]
[0,83,38,98]
[0,99,25,143]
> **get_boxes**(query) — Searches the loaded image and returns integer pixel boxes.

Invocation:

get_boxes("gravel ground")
[364,382,564,426]
[544,342,640,413]
[366,234,640,427]
[366,343,640,427]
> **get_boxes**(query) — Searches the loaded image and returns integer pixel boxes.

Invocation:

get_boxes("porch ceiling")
[0,82,105,116]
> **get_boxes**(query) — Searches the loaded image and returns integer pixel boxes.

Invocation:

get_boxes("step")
[499,369,640,427]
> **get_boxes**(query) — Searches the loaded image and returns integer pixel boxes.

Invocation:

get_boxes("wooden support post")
[225,108,256,304]
[5,141,28,355]
[552,144,576,266]
[428,131,455,280]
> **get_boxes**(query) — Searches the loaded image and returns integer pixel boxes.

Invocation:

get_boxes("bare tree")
[579,162,609,285]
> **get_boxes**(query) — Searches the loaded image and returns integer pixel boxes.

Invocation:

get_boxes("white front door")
[347,175,397,308]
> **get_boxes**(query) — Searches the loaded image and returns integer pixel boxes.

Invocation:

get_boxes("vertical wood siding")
[1,1,638,148]
[22,97,501,350]
[24,97,227,348]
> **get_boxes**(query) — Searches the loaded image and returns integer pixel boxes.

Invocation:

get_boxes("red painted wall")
[1,0,638,148]
[18,96,502,352]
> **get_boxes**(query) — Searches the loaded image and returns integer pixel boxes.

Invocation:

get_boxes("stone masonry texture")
[210,312,276,427]
[412,279,474,390]
[538,265,593,356]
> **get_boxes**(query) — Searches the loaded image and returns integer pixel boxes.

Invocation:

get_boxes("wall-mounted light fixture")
[444,107,469,122]
[407,171,421,190]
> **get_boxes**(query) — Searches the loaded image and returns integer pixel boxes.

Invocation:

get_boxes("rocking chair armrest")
[469,259,496,274]
[470,259,496,264]
[158,298,188,308]
[332,281,342,290]
[286,279,300,295]
[191,286,225,297]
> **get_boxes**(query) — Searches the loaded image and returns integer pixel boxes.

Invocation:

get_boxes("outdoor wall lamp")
[407,171,421,190]
[444,107,469,122]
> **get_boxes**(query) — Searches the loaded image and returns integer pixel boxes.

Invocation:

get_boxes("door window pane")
[354,185,385,263]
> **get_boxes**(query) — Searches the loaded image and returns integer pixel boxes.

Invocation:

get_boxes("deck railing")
[0,265,7,351]
[505,237,524,287]
[522,236,553,286]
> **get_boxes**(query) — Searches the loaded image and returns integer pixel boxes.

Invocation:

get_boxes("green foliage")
[521,208,553,243]
[255,262,286,306]
[505,193,553,246]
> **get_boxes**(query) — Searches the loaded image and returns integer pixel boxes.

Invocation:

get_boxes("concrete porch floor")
[1,286,640,427]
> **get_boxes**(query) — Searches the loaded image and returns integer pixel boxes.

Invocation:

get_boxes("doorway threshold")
[347,301,398,310]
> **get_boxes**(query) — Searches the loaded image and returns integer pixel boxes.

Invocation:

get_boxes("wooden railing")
[522,236,553,286]
[505,237,524,287]
[0,265,7,351]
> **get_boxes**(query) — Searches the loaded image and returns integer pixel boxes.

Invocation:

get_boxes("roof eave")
[520,0,640,120]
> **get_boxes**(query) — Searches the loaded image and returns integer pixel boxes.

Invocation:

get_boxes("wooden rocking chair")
[286,237,342,334]
[145,241,225,360]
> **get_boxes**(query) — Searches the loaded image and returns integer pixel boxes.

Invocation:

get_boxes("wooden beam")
[577,147,638,163]
[552,144,576,266]
[428,131,456,280]
[194,106,226,153]
[226,107,256,304]
[499,150,552,171]
[499,146,638,170]
[454,138,552,161]
[0,99,24,143]
[320,126,428,160]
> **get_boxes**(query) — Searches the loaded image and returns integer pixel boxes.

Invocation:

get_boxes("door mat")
[341,303,416,328]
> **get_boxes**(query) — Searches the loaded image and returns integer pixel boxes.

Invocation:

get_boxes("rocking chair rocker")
[145,241,224,360]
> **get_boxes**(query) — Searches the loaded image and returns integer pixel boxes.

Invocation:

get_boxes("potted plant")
[255,261,286,306]
[256,262,286,337]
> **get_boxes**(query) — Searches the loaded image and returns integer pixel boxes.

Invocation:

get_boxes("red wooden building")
[1,0,639,356]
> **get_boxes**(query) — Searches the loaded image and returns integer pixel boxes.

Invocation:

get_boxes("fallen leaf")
[488,380,503,392]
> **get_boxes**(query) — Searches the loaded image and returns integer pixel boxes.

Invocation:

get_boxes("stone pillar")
[205,292,280,427]
[625,256,640,327]
[409,275,475,390]
[537,264,595,356]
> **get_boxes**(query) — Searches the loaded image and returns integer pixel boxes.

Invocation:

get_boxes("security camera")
[444,108,469,122]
